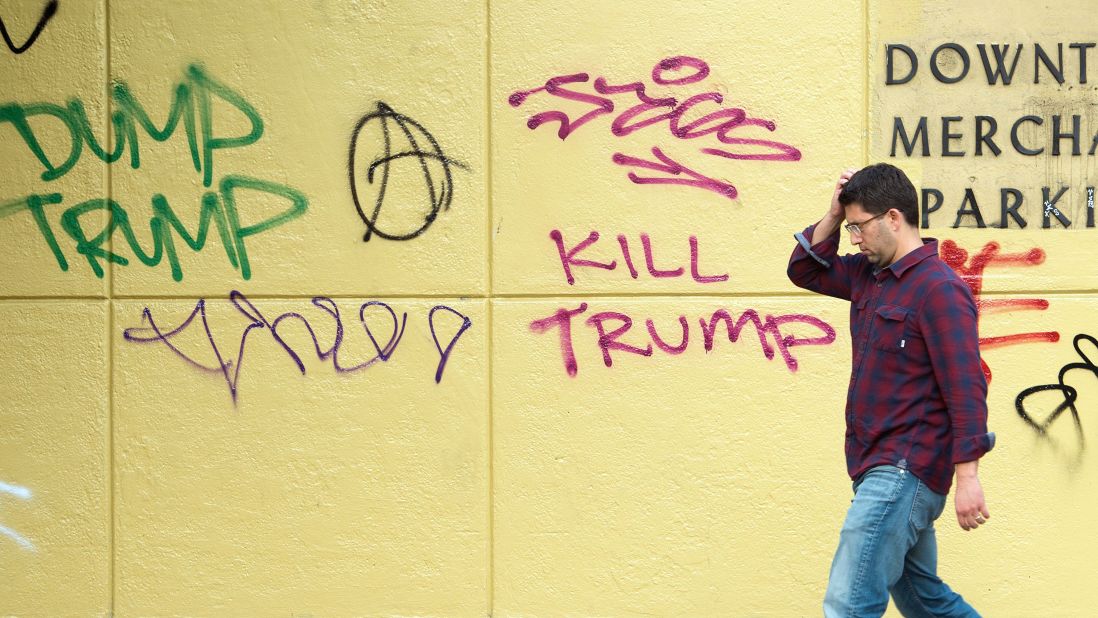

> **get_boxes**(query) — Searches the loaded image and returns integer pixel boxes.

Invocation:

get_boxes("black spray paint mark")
[348,101,467,242]
[1,0,57,54]
[1015,333,1097,451]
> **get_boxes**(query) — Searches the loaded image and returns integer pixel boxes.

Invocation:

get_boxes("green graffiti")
[1,64,307,282]
[0,193,68,270]
[0,63,262,187]
[3,176,307,282]
[0,103,82,182]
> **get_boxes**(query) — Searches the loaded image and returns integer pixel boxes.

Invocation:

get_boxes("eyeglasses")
[843,210,890,236]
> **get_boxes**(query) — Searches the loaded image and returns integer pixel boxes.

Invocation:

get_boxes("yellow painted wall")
[1,0,1095,615]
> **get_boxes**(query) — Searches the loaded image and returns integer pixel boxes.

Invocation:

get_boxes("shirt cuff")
[794,231,832,268]
[952,431,996,464]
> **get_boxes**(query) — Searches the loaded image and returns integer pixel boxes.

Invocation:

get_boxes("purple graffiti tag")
[123,291,408,404]
[358,300,407,364]
[429,305,473,383]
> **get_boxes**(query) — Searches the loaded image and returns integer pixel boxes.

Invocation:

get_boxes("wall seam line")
[485,0,495,615]
[5,288,1089,301]
[863,0,870,166]
[104,0,116,614]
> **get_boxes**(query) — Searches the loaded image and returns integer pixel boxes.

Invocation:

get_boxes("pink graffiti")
[550,229,728,286]
[612,148,737,199]
[530,303,835,376]
[651,56,710,85]
[940,240,1060,383]
[509,56,801,200]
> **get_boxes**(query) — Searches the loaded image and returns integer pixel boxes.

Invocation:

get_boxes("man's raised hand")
[829,169,856,220]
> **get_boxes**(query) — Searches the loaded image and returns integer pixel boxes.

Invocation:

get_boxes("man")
[787,163,995,617]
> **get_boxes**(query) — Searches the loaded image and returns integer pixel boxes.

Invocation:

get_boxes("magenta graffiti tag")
[510,56,802,200]
[586,311,654,367]
[551,229,728,285]
[529,302,589,377]
[611,148,738,199]
[530,303,836,376]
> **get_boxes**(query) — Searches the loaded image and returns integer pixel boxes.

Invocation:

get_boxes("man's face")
[844,202,896,267]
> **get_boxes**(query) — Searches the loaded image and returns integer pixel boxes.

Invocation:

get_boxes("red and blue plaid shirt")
[788,223,994,494]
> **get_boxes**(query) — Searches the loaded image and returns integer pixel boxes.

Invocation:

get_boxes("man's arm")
[919,279,995,531]
[787,170,858,300]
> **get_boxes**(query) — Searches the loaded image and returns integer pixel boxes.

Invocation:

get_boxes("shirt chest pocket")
[872,304,912,354]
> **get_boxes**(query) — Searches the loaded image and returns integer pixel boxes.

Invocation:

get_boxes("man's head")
[838,163,920,267]
[838,163,918,224]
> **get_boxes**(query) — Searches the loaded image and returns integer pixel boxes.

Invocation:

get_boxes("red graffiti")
[550,229,728,286]
[509,56,801,200]
[530,303,836,376]
[940,240,1060,382]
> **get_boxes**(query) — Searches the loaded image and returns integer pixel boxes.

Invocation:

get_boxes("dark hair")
[838,163,918,226]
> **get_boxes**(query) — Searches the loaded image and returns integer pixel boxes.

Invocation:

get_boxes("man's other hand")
[955,461,990,531]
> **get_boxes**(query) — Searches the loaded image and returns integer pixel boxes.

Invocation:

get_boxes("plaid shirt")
[788,223,994,495]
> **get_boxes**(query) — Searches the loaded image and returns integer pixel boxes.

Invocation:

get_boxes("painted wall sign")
[882,41,1098,228]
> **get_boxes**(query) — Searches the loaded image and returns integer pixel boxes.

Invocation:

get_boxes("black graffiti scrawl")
[347,101,468,242]
[1015,333,1098,465]
[1,0,57,54]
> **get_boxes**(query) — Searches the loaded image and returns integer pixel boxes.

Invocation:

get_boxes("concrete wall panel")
[492,0,864,296]
[1,0,1095,615]
[0,0,108,296]
[0,301,110,616]
[105,0,487,297]
[112,296,488,616]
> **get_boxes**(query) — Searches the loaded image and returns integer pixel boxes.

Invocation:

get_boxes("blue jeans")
[823,465,980,618]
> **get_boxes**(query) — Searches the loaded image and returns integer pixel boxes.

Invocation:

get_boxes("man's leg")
[823,465,918,618]
[888,478,981,618]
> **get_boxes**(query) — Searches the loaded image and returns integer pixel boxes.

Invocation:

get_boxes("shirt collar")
[876,238,938,279]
